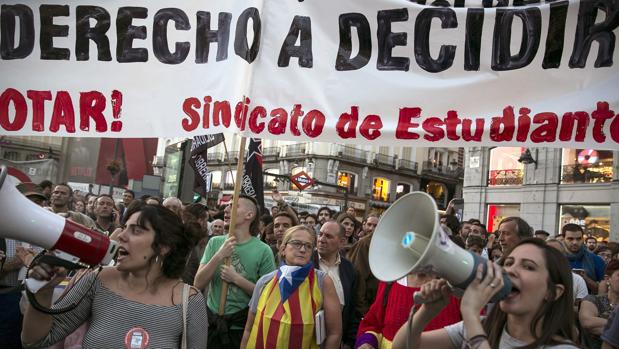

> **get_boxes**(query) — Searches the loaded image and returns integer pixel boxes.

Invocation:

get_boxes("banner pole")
[222,139,237,188]
[218,136,247,315]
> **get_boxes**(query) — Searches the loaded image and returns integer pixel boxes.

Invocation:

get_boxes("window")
[488,147,524,186]
[264,169,280,189]
[337,171,357,195]
[425,181,447,208]
[224,170,236,190]
[3,151,19,161]
[372,177,390,202]
[211,171,222,189]
[486,204,521,233]
[402,147,412,161]
[560,149,613,184]
[396,182,411,199]
[559,205,610,239]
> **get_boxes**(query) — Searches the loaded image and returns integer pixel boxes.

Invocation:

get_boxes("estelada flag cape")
[247,267,322,349]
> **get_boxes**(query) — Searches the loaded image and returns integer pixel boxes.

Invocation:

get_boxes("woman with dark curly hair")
[22,201,208,348]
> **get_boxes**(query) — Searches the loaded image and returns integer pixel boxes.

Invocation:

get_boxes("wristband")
[464,334,488,349]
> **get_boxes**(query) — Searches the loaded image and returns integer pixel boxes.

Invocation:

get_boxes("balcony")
[284,143,307,157]
[339,146,369,163]
[226,151,240,161]
[561,164,613,184]
[206,152,222,163]
[488,169,524,186]
[263,146,280,158]
[422,161,461,177]
[399,159,418,172]
[375,153,395,166]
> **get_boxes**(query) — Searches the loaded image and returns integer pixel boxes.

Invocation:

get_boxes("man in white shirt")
[313,220,358,349]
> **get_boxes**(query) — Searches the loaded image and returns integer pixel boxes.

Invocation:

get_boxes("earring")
[155,255,160,264]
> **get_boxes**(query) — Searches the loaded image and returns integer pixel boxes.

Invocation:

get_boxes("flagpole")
[218,136,247,315]
[222,139,237,188]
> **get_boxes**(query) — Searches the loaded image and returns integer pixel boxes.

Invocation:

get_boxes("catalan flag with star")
[247,264,322,349]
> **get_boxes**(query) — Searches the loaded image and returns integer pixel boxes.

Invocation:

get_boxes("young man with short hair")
[194,196,276,349]
[563,223,605,293]
[48,183,73,214]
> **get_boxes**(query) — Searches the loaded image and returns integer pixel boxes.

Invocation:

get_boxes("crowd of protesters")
[1,180,619,348]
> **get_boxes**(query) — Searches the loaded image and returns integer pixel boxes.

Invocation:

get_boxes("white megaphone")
[0,165,118,290]
[369,191,511,302]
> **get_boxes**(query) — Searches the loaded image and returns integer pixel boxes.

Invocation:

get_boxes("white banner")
[0,0,618,149]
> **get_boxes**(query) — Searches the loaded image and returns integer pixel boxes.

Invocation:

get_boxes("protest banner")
[0,0,617,149]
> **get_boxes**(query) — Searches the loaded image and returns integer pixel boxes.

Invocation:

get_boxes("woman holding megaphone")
[392,238,581,349]
[21,201,208,348]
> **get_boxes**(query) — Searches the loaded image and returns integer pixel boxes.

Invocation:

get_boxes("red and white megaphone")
[0,165,118,269]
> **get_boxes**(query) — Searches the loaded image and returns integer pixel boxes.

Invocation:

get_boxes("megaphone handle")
[24,277,51,293]
[413,291,426,304]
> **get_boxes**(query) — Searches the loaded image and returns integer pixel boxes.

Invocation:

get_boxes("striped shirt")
[24,270,208,349]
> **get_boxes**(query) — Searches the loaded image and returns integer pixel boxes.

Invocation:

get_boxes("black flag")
[189,134,225,197]
[241,138,265,211]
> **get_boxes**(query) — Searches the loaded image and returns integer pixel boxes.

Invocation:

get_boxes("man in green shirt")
[194,195,276,348]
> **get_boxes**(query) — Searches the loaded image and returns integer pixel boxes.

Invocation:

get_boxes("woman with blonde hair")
[241,225,341,349]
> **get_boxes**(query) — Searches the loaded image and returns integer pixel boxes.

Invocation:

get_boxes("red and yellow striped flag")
[247,268,323,349]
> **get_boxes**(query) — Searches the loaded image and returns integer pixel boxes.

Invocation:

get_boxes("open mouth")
[117,247,129,260]
[506,285,520,299]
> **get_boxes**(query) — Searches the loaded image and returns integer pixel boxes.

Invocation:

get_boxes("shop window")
[264,169,280,189]
[372,177,390,202]
[486,204,521,233]
[560,149,613,184]
[396,182,411,199]
[559,205,610,239]
[487,147,524,186]
[337,171,357,195]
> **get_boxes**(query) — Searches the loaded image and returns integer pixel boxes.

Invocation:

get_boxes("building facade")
[194,134,464,215]
[0,136,65,184]
[463,147,619,242]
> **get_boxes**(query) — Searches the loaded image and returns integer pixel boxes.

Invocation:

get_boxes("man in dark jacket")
[313,220,359,349]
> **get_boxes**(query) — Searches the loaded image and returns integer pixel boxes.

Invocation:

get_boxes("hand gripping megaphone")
[369,191,511,302]
[0,166,118,286]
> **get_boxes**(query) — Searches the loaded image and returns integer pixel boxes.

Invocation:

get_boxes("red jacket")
[356,281,462,348]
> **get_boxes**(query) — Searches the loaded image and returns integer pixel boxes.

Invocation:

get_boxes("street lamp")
[518,148,537,168]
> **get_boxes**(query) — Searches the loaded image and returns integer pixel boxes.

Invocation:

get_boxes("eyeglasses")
[287,240,314,251]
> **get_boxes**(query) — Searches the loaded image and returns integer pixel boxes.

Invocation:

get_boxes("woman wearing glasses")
[240,225,342,349]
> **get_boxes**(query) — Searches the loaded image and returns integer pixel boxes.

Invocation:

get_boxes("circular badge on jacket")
[124,327,149,349]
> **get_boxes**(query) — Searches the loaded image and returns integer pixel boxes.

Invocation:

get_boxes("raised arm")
[22,266,95,347]
[579,299,608,335]
[193,237,236,291]
[391,279,455,349]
